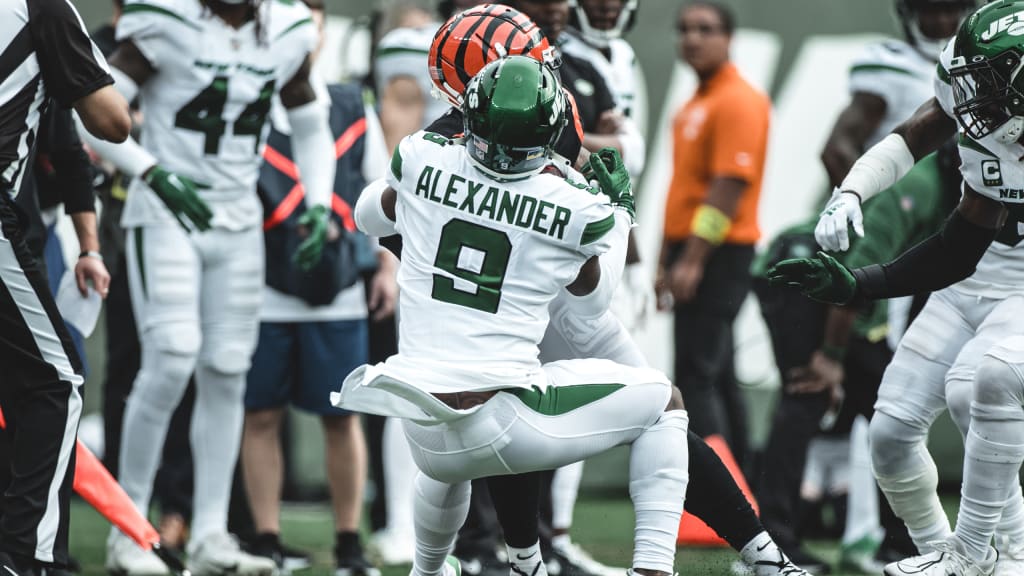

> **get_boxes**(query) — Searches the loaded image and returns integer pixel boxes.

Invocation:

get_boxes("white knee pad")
[199,329,258,375]
[946,375,974,437]
[869,411,930,478]
[629,409,689,574]
[972,352,1024,426]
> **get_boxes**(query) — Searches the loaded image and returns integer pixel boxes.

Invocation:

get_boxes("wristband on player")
[79,250,103,261]
[820,343,847,362]
[690,204,731,245]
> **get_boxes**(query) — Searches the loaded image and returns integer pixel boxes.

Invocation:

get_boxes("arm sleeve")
[354,178,397,237]
[709,91,769,183]
[564,210,632,317]
[361,104,389,181]
[843,155,944,269]
[30,0,113,108]
[287,99,334,209]
[852,206,996,300]
[46,108,96,214]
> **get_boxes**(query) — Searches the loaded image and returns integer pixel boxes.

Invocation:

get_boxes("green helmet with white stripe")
[950,0,1024,142]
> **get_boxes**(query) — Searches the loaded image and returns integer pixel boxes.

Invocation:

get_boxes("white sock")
[385,417,417,541]
[189,364,246,542]
[508,542,546,576]
[994,483,1024,555]
[954,351,1024,565]
[738,532,785,566]
[870,413,951,551]
[551,462,584,535]
[412,474,470,576]
[118,346,195,521]
[629,410,689,574]
[842,417,881,546]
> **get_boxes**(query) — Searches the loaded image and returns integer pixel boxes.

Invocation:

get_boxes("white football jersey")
[934,37,1024,298]
[849,39,936,147]
[375,24,451,131]
[384,131,621,391]
[117,0,316,230]
[560,32,646,129]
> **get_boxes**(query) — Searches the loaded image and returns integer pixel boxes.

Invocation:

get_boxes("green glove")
[143,166,213,232]
[766,251,858,304]
[586,147,635,221]
[293,204,329,271]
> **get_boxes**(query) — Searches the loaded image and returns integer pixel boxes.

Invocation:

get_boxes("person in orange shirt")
[656,1,770,465]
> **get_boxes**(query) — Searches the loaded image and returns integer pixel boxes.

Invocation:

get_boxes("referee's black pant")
[0,196,81,566]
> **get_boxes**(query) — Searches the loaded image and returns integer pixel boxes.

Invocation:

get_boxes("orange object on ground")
[0,406,159,550]
[676,434,759,547]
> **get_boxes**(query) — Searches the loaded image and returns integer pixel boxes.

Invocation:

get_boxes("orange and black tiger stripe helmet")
[429,3,561,107]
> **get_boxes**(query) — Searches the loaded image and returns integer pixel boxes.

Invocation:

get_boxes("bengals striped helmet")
[429,3,562,107]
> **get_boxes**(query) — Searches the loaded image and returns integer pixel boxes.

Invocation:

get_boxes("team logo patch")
[573,79,595,97]
[981,11,1024,42]
[982,159,1003,187]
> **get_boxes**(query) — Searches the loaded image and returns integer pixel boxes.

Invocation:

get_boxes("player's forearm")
[355,179,397,237]
[287,100,335,209]
[75,113,156,177]
[581,133,622,155]
[71,211,100,253]
[837,133,916,204]
[821,305,857,359]
[565,211,631,316]
[852,208,997,301]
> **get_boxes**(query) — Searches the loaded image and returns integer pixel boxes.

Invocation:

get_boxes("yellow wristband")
[691,204,731,244]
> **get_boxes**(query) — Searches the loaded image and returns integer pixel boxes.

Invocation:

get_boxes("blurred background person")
[656,0,770,469]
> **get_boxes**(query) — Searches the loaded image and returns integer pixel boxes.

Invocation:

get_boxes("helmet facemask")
[569,0,637,48]
[951,48,1024,142]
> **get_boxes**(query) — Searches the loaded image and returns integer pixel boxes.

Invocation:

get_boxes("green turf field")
[67,496,962,576]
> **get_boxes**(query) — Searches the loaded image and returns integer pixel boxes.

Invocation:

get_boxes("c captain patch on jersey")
[983,159,1003,187]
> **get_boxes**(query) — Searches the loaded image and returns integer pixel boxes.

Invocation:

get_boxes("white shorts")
[874,285,1024,430]
[401,358,672,484]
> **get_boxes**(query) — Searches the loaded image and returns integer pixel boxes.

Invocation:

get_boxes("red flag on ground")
[677,434,759,547]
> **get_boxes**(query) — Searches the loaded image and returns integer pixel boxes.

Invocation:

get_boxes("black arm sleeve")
[852,208,997,300]
[29,0,114,108]
[47,109,95,214]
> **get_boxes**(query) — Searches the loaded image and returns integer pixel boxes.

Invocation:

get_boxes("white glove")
[609,263,652,331]
[815,189,864,252]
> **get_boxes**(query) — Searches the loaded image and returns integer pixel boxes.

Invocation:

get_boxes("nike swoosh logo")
[516,552,537,560]
[4,566,18,576]
[756,541,771,552]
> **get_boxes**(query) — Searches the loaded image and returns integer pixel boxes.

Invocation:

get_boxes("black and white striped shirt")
[0,0,113,196]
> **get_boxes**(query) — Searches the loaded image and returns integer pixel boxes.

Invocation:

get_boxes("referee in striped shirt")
[0,0,129,573]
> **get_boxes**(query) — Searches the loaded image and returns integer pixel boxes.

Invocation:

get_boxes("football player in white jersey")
[339,54,692,576]
[77,0,336,574]
[805,1,974,571]
[776,3,1024,574]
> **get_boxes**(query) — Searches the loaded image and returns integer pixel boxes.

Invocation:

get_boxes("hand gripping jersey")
[935,38,1024,297]
[384,131,620,391]
[849,39,936,147]
[117,0,317,230]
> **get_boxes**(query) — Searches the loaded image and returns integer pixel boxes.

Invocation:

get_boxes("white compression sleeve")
[355,178,397,237]
[839,133,915,202]
[618,117,646,178]
[563,209,631,318]
[287,99,336,210]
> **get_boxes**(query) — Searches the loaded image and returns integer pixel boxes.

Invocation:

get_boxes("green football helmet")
[462,55,567,181]
[950,0,1024,142]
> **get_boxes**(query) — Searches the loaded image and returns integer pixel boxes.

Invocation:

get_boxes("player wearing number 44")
[77,0,335,574]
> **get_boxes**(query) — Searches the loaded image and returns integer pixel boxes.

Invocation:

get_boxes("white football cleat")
[745,551,815,576]
[994,534,1024,576]
[186,532,277,576]
[884,538,995,576]
[106,531,171,576]
[367,529,416,566]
